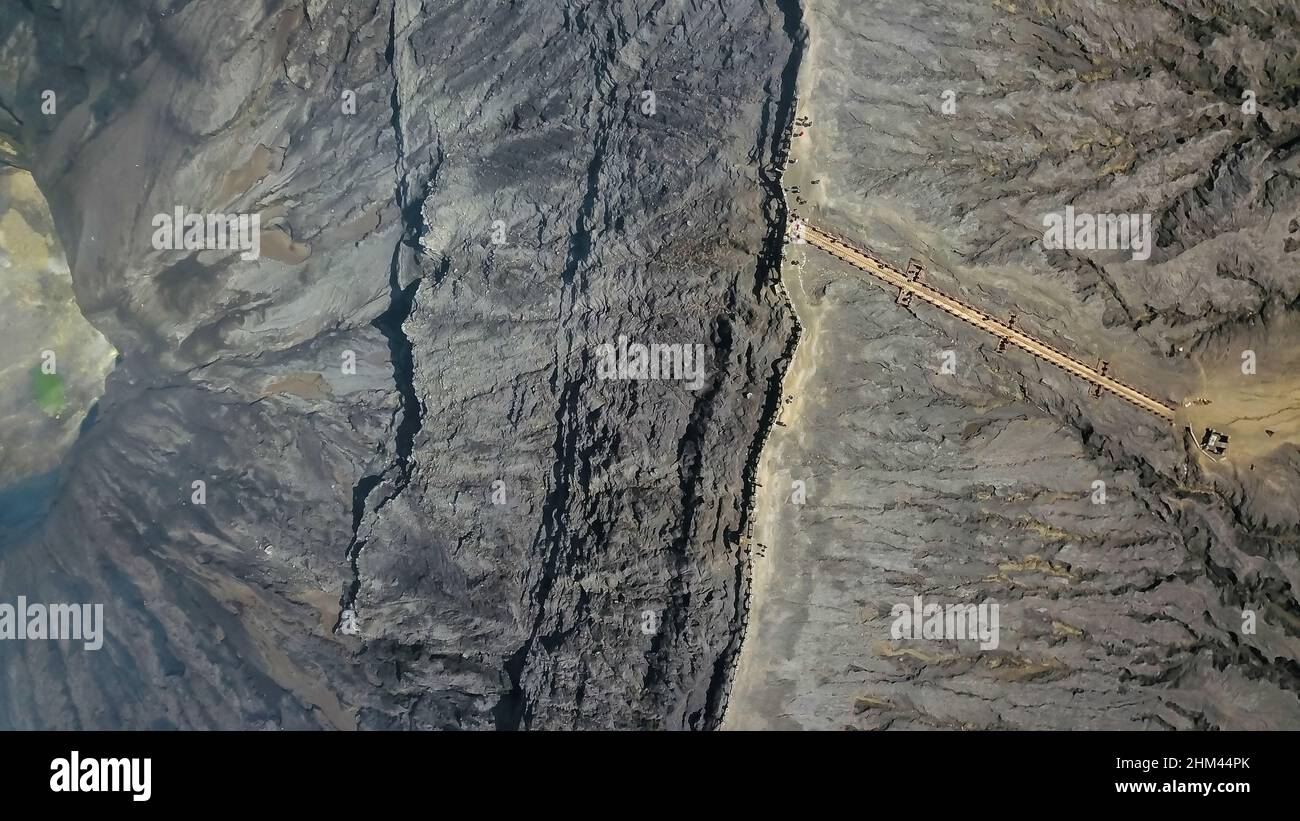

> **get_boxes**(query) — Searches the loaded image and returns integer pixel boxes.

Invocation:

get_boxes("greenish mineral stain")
[29,366,67,418]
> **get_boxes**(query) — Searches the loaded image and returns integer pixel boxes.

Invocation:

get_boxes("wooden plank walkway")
[797,222,1178,423]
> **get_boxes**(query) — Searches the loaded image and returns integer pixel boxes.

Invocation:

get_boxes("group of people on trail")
[777,110,817,214]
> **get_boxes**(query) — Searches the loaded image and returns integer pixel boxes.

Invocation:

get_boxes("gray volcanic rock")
[349,0,802,730]
[0,0,800,729]
[727,0,1300,729]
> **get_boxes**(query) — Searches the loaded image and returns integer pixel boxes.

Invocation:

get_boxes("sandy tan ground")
[724,12,823,727]
[0,169,116,487]
[1183,314,1300,512]
[725,235,821,729]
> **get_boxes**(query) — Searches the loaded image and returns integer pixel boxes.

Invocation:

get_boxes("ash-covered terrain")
[727,0,1300,729]
[1,0,1297,733]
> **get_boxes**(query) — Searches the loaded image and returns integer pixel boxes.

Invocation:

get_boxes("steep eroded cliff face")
[728,0,1300,730]
[0,0,799,729]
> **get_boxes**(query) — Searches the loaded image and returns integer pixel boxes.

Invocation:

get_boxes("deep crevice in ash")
[338,1,426,629]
